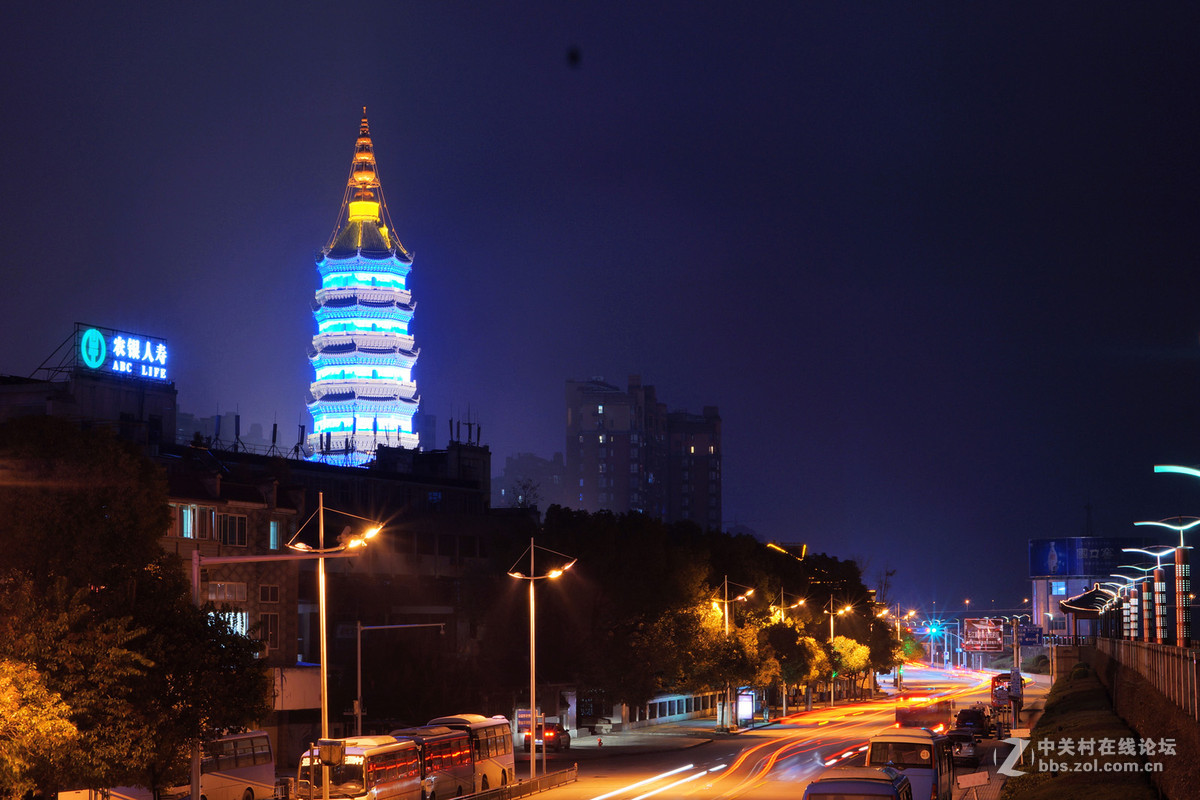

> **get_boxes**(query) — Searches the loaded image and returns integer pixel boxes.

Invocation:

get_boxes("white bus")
[389,726,473,799]
[59,731,275,800]
[425,715,514,793]
[297,737,420,800]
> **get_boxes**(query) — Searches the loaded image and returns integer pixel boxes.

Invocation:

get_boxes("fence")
[472,766,578,800]
[1092,638,1200,722]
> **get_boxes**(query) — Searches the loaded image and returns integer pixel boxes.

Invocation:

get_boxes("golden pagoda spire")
[325,108,408,256]
[348,107,381,220]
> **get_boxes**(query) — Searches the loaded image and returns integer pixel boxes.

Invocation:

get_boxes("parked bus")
[297,736,420,800]
[59,731,275,800]
[389,726,472,799]
[425,715,514,793]
[198,731,276,800]
[866,727,953,800]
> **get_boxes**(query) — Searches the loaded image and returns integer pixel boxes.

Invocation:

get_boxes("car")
[954,705,992,738]
[802,766,912,800]
[523,722,571,752]
[947,728,980,767]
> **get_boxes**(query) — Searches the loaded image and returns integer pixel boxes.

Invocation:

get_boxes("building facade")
[308,112,420,465]
[565,375,721,529]
[1029,536,1150,636]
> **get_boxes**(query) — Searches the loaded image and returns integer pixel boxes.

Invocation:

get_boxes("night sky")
[5,3,1200,614]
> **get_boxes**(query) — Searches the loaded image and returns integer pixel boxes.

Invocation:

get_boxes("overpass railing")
[1092,638,1200,722]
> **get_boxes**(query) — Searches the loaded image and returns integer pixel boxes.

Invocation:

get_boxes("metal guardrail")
[280,768,578,800]
[471,767,578,800]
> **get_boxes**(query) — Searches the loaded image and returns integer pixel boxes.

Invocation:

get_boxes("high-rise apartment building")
[565,376,721,529]
[307,112,420,465]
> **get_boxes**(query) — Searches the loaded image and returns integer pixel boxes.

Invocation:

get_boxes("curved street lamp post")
[189,491,381,800]
[507,538,576,781]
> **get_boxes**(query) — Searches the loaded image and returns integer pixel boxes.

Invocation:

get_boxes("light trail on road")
[578,666,993,800]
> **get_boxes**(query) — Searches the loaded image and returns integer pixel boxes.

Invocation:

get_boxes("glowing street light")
[826,599,854,707]
[189,491,381,800]
[1123,546,1176,643]
[507,538,576,781]
[287,492,382,800]
[712,576,755,730]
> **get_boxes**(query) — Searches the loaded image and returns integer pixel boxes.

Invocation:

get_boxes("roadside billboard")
[963,618,1004,652]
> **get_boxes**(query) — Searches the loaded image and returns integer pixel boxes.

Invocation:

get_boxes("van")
[802,766,912,800]
[866,727,953,800]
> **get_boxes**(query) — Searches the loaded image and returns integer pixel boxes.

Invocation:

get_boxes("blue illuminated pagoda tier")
[307,111,420,465]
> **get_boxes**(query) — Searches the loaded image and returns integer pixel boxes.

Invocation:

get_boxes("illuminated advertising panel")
[1028,537,1146,578]
[963,618,1004,652]
[75,323,170,382]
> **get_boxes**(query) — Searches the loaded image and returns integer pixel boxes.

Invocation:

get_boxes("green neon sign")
[80,328,106,369]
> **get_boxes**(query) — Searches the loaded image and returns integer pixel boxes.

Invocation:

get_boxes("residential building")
[565,375,720,528]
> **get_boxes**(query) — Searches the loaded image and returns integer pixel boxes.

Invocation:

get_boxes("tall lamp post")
[288,491,381,800]
[189,491,380,800]
[1146,466,1200,647]
[712,576,754,730]
[1123,546,1177,644]
[876,606,915,689]
[826,599,852,707]
[507,538,576,782]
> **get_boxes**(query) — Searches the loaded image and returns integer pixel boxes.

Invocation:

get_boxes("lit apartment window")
[1051,581,1067,596]
[597,404,604,414]
[599,434,605,443]
[690,445,695,454]
[269,520,281,550]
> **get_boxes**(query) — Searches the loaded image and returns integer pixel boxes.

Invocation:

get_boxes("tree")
[0,417,271,796]
[831,636,871,699]
[509,478,540,509]
[0,659,77,800]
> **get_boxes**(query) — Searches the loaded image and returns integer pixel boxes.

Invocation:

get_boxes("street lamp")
[1145,465,1200,646]
[711,576,754,730]
[287,491,381,800]
[826,599,853,707]
[1108,574,1142,640]
[1123,546,1176,643]
[771,589,806,624]
[188,491,380,800]
[507,538,576,782]
[877,606,916,689]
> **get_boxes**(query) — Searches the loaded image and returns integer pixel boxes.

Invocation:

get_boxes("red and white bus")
[297,736,420,800]
[389,726,473,799]
[425,715,514,793]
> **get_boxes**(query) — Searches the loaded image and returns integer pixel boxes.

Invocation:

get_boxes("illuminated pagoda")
[307,110,419,465]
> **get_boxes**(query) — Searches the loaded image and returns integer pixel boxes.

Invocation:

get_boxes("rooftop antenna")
[267,419,282,457]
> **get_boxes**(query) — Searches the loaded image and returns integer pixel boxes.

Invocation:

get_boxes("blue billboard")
[1029,537,1148,578]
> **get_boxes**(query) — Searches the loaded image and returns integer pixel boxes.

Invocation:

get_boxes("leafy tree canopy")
[0,417,270,796]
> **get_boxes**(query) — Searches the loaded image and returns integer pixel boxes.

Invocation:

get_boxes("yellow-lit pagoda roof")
[325,109,411,260]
